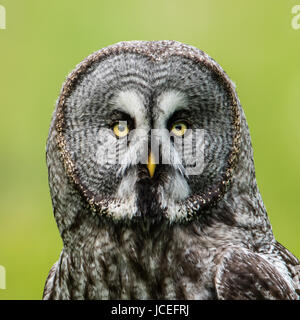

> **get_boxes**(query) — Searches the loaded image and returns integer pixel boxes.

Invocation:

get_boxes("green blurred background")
[0,0,299,299]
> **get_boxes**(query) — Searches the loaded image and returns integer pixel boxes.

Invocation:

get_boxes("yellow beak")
[147,152,156,178]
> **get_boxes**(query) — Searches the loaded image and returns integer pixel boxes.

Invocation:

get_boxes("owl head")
[47,41,259,239]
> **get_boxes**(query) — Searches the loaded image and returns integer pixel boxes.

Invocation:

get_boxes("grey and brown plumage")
[43,40,300,300]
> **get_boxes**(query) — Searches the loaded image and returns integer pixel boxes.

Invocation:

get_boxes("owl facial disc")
[55,41,241,223]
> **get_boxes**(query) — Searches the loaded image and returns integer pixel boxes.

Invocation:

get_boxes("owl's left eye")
[170,121,188,137]
[113,122,130,138]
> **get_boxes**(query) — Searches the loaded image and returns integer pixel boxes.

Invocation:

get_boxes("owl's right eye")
[113,122,130,138]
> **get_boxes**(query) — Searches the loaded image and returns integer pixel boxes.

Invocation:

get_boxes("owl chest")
[80,244,218,300]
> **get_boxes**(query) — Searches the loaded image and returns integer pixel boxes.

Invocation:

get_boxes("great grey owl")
[43,40,300,300]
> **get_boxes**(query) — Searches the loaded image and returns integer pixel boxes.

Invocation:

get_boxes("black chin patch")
[136,178,163,218]
[135,164,174,219]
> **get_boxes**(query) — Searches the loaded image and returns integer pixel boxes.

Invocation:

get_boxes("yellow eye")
[170,121,188,136]
[113,122,129,138]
